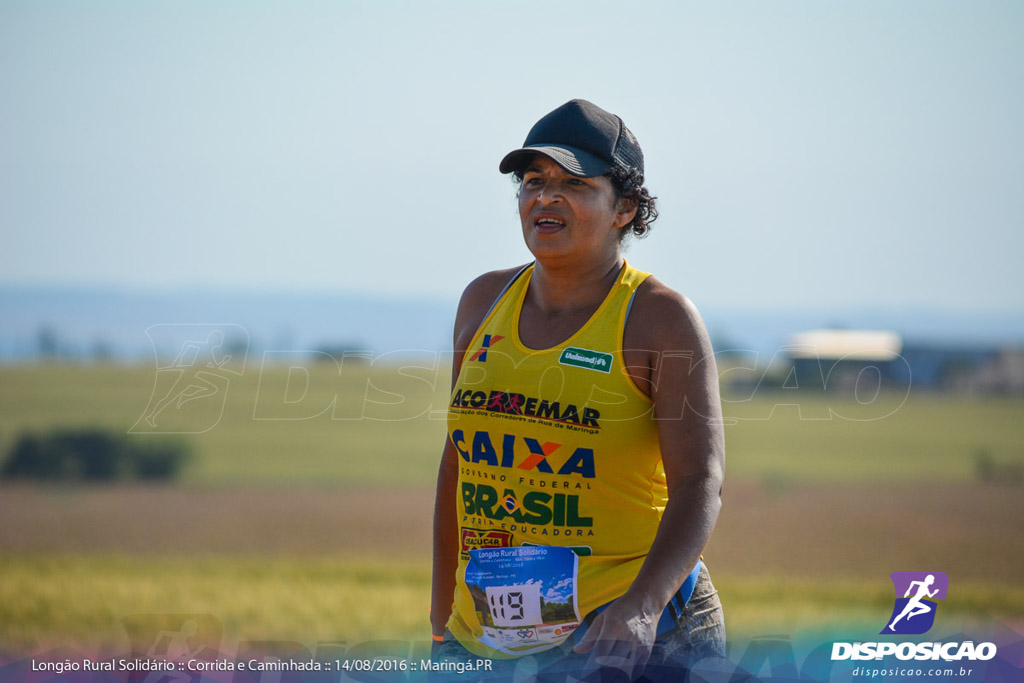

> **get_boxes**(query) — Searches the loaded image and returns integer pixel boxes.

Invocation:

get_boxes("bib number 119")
[485,584,543,627]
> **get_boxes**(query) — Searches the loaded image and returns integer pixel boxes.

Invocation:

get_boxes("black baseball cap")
[499,99,644,179]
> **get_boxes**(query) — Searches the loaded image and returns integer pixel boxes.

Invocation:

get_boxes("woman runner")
[431,99,726,682]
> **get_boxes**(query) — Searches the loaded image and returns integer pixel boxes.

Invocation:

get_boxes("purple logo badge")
[881,571,949,635]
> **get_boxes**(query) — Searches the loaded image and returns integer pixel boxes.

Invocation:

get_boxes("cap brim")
[498,144,612,177]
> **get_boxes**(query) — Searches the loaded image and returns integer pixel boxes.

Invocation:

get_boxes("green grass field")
[2,364,1022,485]
[3,555,1022,655]
[1,365,1022,656]
[0,555,434,654]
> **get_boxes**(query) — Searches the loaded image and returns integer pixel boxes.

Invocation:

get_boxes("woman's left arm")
[573,283,725,677]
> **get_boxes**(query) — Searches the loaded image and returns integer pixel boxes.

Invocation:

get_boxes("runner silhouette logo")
[881,571,949,635]
[131,324,249,434]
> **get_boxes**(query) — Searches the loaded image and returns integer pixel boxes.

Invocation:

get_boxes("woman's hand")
[572,597,658,682]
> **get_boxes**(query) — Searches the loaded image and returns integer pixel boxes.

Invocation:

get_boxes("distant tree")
[36,326,60,360]
[222,335,250,360]
[91,338,115,362]
[0,428,191,482]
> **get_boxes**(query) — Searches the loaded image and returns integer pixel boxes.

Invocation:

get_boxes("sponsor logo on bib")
[460,528,513,553]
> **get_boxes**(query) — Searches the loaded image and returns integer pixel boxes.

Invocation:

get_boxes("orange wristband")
[432,634,444,642]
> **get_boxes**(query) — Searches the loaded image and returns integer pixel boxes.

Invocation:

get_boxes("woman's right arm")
[430,434,462,638]
[430,267,524,638]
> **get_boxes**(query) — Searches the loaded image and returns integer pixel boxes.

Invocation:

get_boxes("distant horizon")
[2,279,1023,316]
[2,284,1022,366]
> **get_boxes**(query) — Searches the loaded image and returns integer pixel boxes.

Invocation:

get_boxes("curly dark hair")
[605,165,658,240]
[512,162,658,240]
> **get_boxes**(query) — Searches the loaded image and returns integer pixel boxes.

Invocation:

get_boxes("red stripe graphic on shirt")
[517,439,560,472]
[469,334,504,362]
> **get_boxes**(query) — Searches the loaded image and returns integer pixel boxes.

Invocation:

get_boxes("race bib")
[464,545,582,656]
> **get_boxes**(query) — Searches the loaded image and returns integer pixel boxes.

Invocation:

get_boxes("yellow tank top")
[446,260,667,658]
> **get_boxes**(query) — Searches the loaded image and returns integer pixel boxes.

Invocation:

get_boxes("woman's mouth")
[533,216,566,234]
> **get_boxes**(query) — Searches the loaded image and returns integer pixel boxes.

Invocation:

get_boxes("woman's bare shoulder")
[453,264,530,348]
[626,275,713,355]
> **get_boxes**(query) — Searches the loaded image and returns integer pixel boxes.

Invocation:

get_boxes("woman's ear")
[614,194,639,229]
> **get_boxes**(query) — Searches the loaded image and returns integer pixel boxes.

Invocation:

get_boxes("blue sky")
[2,1,1022,313]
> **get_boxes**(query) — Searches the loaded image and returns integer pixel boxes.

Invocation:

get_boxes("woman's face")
[518,155,636,265]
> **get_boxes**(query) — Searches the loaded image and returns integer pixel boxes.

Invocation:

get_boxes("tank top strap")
[464,263,534,354]
[480,263,533,327]
[570,261,651,353]
[615,261,652,324]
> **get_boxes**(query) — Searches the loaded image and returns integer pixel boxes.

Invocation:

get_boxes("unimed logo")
[558,346,613,374]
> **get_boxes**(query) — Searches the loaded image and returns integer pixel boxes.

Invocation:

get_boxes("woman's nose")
[537,182,563,204]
